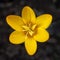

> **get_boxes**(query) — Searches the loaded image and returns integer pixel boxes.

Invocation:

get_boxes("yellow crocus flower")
[6,6,52,55]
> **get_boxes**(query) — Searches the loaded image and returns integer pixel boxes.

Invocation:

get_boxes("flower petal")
[6,15,24,31]
[9,31,25,44]
[34,28,49,42]
[25,38,37,55]
[36,14,52,29]
[22,6,36,24]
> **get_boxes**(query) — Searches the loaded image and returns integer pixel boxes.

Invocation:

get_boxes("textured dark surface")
[0,0,60,60]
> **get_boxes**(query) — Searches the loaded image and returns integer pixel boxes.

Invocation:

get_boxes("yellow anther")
[22,26,30,31]
[32,24,37,30]
[29,31,34,36]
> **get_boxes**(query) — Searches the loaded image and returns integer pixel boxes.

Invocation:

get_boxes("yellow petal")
[22,6,36,24]
[36,14,52,29]
[25,38,37,55]
[9,31,25,44]
[6,15,24,31]
[34,28,49,42]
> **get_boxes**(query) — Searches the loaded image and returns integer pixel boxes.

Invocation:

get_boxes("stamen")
[22,26,30,31]
[29,31,34,36]
[32,24,37,30]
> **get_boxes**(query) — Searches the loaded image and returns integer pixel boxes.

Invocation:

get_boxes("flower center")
[22,22,37,37]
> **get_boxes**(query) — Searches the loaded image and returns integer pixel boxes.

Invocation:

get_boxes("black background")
[0,0,60,60]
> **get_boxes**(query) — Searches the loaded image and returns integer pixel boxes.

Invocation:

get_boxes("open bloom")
[6,6,52,55]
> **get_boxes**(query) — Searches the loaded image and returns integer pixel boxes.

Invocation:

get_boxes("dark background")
[0,0,60,60]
